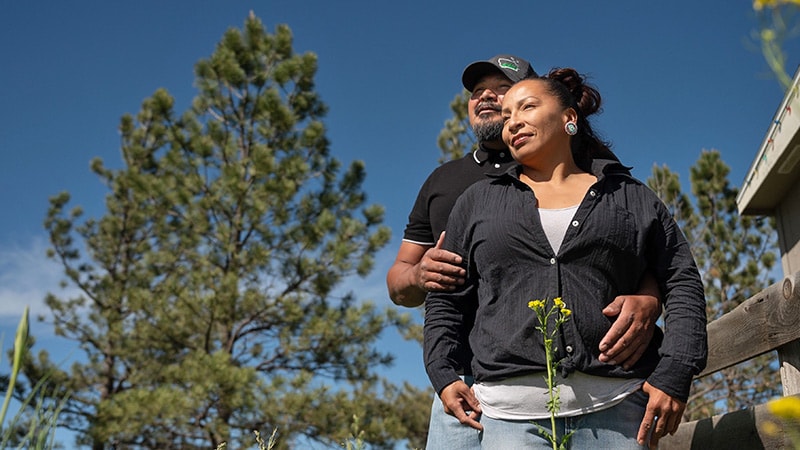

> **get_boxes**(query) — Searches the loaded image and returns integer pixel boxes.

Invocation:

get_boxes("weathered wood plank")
[659,396,798,450]
[699,272,800,377]
[779,340,800,396]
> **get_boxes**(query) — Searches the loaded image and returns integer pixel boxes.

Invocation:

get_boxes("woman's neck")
[519,160,596,209]
[520,154,583,183]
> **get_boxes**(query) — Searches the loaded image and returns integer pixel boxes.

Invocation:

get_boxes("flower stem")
[544,337,558,450]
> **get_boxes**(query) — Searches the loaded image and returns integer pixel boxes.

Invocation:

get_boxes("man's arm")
[386,233,466,307]
[599,271,662,369]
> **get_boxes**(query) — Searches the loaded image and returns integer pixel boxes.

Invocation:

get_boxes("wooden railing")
[660,270,800,449]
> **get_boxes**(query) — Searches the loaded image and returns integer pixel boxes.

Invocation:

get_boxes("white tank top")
[538,205,579,254]
[473,372,644,419]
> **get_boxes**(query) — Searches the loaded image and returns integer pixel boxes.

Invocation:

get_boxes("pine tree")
[28,14,428,449]
[646,150,780,420]
[436,91,473,163]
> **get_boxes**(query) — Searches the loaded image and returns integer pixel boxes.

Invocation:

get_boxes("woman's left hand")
[638,382,686,449]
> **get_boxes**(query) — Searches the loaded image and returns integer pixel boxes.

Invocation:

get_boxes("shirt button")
[550,258,556,264]
[566,345,574,353]
[499,152,506,157]
[494,163,501,168]
[590,190,597,197]
[572,220,579,227]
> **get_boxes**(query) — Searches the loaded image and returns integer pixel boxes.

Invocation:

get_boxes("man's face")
[468,73,513,143]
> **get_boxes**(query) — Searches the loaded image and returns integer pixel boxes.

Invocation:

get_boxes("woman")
[423,68,707,449]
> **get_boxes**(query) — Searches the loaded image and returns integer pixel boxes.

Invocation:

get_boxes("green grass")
[1,307,69,450]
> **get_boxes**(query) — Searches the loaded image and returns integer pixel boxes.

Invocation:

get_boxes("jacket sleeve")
[423,193,479,394]
[644,191,708,402]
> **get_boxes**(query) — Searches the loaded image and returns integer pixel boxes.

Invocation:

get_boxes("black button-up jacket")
[424,159,707,403]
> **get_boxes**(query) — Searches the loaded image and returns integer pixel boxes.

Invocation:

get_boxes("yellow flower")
[755,0,800,10]
[760,420,780,436]
[753,0,779,11]
[553,297,564,308]
[528,300,544,310]
[561,308,572,317]
[768,396,800,420]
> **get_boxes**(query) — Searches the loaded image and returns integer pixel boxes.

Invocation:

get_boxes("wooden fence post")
[778,275,800,395]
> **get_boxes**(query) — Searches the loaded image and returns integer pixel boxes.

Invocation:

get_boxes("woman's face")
[501,79,575,166]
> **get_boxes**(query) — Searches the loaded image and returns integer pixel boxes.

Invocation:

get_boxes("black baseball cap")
[461,54,538,92]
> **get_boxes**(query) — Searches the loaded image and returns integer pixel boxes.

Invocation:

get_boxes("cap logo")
[497,57,520,72]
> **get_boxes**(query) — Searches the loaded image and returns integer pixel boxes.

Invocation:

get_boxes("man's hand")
[414,232,466,293]
[439,380,483,431]
[387,233,466,307]
[638,382,685,449]
[599,282,661,369]
[599,272,661,369]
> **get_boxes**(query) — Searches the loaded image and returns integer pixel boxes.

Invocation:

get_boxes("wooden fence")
[660,270,800,449]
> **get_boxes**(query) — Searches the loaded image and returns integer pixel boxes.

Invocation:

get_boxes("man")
[386,54,661,449]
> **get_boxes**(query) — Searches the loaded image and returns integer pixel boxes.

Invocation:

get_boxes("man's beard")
[473,119,504,143]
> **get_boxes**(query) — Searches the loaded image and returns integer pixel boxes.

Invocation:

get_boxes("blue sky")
[0,0,797,444]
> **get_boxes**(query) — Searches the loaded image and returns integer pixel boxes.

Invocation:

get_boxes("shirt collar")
[492,158,632,183]
[590,158,632,177]
[472,143,515,166]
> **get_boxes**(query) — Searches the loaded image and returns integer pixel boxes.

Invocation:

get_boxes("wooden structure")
[737,67,800,277]
[659,273,800,449]
[660,67,800,448]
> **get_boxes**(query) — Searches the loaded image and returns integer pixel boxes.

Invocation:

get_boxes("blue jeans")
[426,376,481,450]
[478,389,650,449]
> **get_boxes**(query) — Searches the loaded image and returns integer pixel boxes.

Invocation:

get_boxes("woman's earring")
[565,121,578,136]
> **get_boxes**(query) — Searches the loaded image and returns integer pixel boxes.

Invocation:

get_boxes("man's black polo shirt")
[403,145,516,245]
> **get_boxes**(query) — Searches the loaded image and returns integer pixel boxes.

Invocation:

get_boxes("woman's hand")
[638,382,686,449]
[439,380,483,431]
